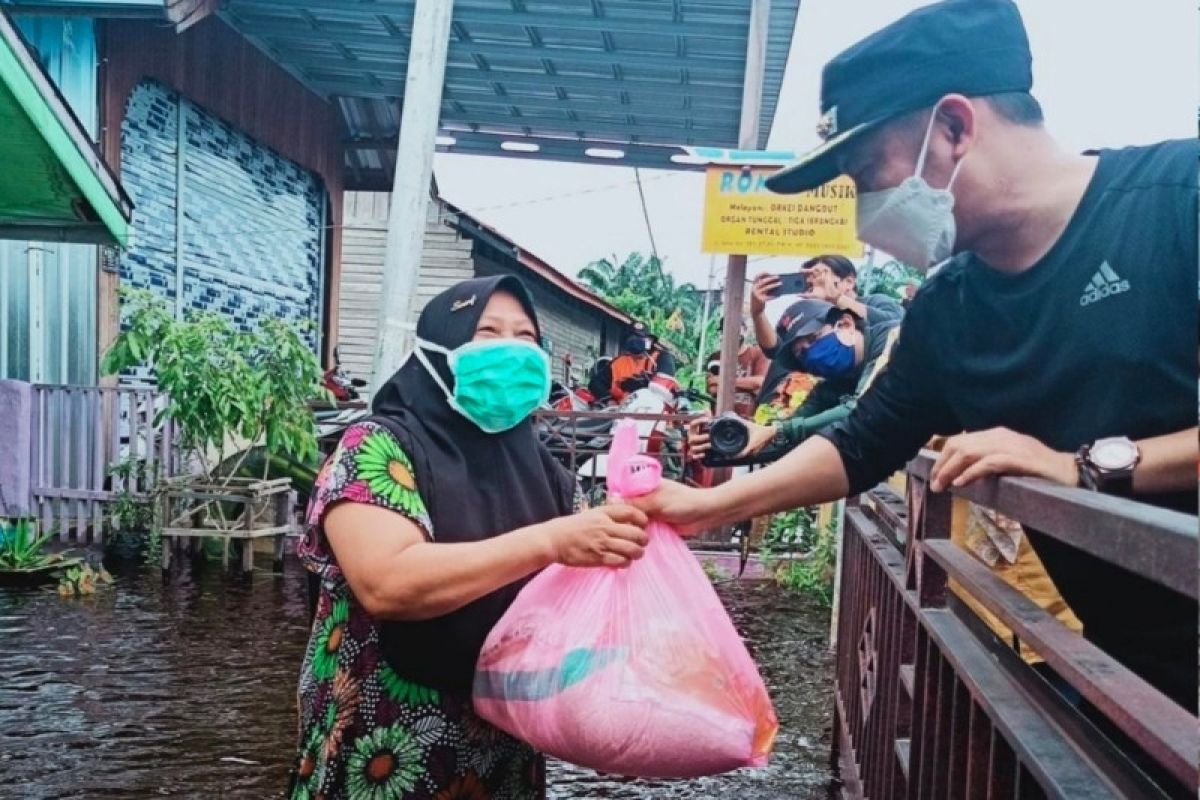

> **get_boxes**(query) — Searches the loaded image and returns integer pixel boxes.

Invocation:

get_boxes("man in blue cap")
[634,0,1198,716]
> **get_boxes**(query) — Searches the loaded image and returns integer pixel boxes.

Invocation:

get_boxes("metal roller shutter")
[119,80,324,361]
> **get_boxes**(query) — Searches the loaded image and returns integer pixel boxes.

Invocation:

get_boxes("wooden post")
[827,499,848,646]
[241,537,254,574]
[715,0,769,415]
[370,0,456,392]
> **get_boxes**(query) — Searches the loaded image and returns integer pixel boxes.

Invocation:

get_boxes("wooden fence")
[833,451,1197,798]
[30,384,176,543]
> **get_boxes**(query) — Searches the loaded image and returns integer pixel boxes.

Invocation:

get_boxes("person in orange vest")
[608,323,659,402]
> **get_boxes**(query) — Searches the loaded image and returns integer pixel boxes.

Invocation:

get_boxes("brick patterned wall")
[119,80,324,352]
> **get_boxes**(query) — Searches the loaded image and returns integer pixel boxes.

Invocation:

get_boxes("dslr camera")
[700,413,752,467]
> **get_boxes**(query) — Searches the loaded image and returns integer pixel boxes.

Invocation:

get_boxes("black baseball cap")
[766,0,1033,195]
[775,298,837,343]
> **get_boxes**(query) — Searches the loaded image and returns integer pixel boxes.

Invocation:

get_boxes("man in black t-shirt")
[633,0,1198,713]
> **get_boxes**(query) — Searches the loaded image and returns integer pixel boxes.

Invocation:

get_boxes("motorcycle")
[315,348,371,457]
[537,373,710,505]
[322,346,368,402]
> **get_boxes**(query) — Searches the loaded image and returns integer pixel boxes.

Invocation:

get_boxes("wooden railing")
[833,451,1198,799]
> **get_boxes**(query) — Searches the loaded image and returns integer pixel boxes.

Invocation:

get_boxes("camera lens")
[708,414,750,457]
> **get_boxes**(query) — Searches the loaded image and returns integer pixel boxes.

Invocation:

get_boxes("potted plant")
[0,518,81,586]
[101,289,327,572]
[104,458,158,561]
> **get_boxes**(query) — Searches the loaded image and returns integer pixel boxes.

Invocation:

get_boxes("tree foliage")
[101,289,326,478]
[579,252,718,388]
[856,259,925,301]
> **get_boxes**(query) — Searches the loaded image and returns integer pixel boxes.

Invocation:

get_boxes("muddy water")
[0,559,833,799]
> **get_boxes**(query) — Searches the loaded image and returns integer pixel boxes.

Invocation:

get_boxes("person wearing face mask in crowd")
[750,255,903,358]
[288,277,649,799]
[630,0,1199,723]
[691,298,901,461]
[606,322,660,402]
[750,256,908,413]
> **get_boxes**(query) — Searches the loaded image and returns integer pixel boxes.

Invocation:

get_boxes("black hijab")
[369,275,575,693]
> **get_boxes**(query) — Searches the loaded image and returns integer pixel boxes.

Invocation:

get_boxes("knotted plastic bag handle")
[606,419,662,500]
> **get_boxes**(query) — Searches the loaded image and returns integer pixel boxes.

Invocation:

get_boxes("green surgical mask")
[415,337,551,433]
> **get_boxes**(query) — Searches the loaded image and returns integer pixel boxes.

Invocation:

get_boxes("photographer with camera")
[691,298,901,466]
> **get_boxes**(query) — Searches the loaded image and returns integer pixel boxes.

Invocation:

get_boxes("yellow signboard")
[701,168,863,257]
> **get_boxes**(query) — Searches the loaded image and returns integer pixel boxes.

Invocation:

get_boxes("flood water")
[0,557,834,799]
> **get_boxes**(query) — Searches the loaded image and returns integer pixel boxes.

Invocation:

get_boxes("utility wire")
[633,167,660,262]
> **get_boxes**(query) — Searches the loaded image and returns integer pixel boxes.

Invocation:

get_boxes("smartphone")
[766,272,809,298]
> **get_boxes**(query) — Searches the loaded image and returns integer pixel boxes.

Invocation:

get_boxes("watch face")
[1092,438,1138,471]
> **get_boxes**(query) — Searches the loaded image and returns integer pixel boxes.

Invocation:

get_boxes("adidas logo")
[1079,261,1130,307]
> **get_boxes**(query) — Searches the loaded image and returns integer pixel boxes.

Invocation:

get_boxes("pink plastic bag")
[473,420,778,778]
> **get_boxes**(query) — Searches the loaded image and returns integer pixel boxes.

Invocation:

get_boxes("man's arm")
[751,274,781,356]
[776,402,853,449]
[1133,428,1199,494]
[735,375,765,394]
[634,305,958,531]
[859,293,906,324]
[836,294,870,319]
[930,426,1199,496]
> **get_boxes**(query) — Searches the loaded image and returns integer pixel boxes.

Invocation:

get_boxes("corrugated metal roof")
[0,7,132,245]
[217,0,800,188]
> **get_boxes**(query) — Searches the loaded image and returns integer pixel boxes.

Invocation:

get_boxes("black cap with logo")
[775,298,839,344]
[766,0,1033,195]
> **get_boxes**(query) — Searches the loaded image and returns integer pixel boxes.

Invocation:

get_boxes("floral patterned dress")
[289,422,545,800]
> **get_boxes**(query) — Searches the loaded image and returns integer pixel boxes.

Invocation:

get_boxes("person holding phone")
[749,255,903,359]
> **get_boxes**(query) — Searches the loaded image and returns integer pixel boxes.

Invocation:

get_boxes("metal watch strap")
[1074,445,1100,491]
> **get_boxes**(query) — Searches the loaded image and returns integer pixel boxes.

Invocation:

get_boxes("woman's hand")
[542,505,649,568]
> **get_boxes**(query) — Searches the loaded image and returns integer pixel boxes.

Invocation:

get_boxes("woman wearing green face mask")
[289,276,649,800]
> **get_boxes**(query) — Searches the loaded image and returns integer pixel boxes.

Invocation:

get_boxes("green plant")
[0,519,72,571]
[105,458,169,565]
[700,557,730,583]
[108,459,156,529]
[857,259,925,301]
[775,518,839,606]
[103,290,326,476]
[57,563,114,598]
[578,252,717,391]
[143,519,163,567]
[760,507,818,562]
[101,290,327,532]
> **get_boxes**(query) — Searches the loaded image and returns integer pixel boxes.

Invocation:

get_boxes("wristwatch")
[1075,436,1141,495]
[768,425,791,453]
